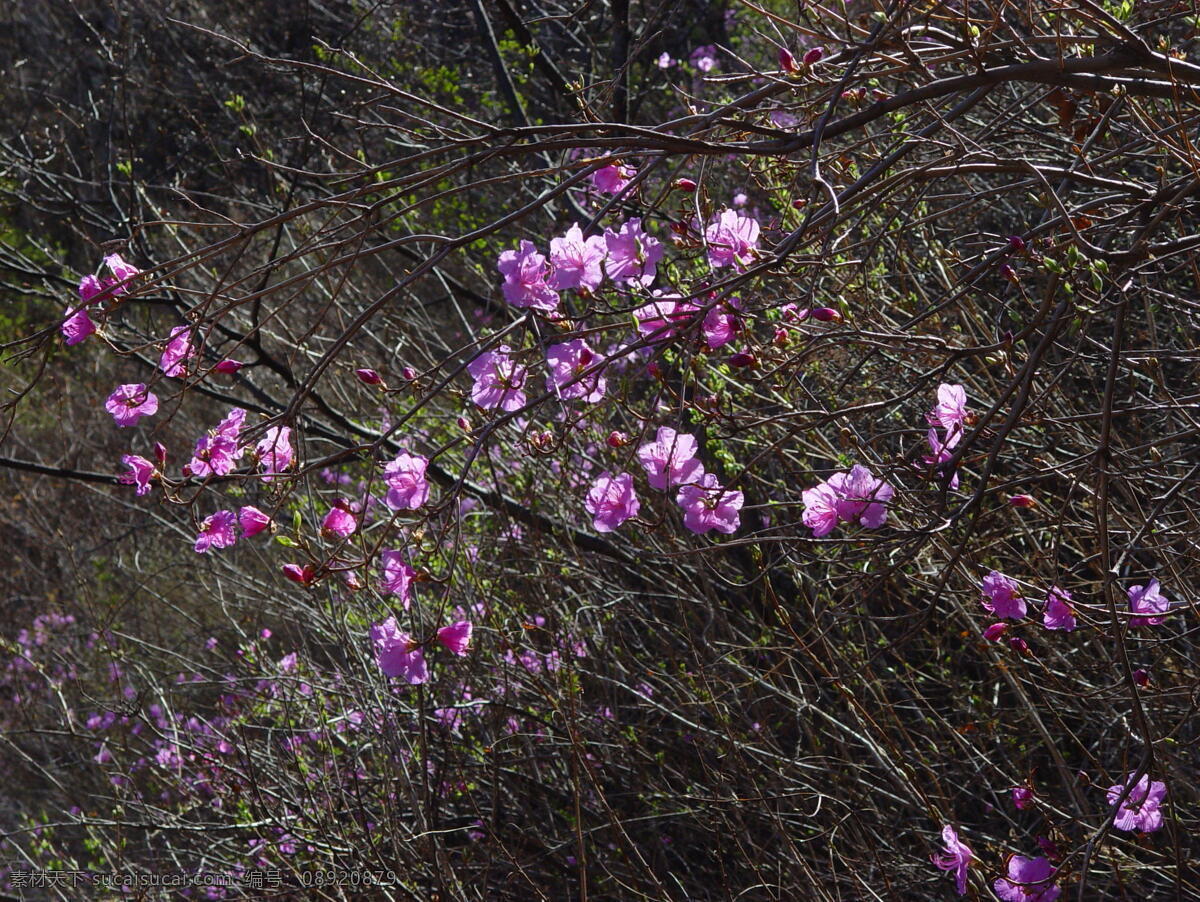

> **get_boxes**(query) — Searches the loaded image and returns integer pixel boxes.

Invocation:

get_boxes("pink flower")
[379,550,415,606]
[632,294,698,342]
[928,383,968,433]
[497,240,559,312]
[549,224,606,292]
[61,308,96,345]
[703,302,739,349]
[215,408,247,445]
[187,433,239,478]
[105,384,159,427]
[383,452,430,510]
[585,471,640,532]
[195,510,238,554]
[604,218,663,287]
[1107,772,1167,833]
[370,617,428,684]
[239,506,272,537]
[924,427,960,489]
[1008,493,1037,508]
[676,473,743,535]
[637,427,703,490]
[214,359,244,375]
[994,855,1059,902]
[545,339,606,402]
[437,621,473,656]
[801,482,841,538]
[690,44,718,72]
[1012,786,1035,810]
[826,464,893,529]
[982,571,1026,620]
[78,274,105,304]
[704,209,760,269]
[1128,579,1169,626]
[591,159,635,195]
[160,325,195,377]
[119,455,155,496]
[321,504,357,539]
[256,426,293,482]
[103,253,141,287]
[467,345,527,411]
[931,825,972,897]
[1043,586,1076,631]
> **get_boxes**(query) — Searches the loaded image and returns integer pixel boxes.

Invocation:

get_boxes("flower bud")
[214,359,244,375]
[1011,786,1035,810]
[779,48,799,74]
[810,307,841,322]
[154,442,168,466]
[727,352,756,368]
[803,46,824,66]
[1008,494,1036,508]
[606,430,628,448]
[983,622,1008,642]
[1008,636,1030,655]
[1132,668,1150,687]
[355,368,383,386]
[672,177,698,192]
[1008,235,1026,251]
[282,563,316,586]
[773,326,789,346]
[401,366,417,381]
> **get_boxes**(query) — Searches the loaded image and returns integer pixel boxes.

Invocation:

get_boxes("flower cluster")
[801,464,893,537]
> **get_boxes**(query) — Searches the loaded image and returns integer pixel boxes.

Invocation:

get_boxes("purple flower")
[383,452,430,510]
[119,455,155,496]
[216,407,247,444]
[239,506,272,537]
[467,345,527,412]
[195,511,238,554]
[379,550,415,607]
[105,384,159,427]
[78,274,105,303]
[61,308,96,345]
[690,44,718,72]
[160,325,195,377]
[1107,772,1167,833]
[931,825,972,896]
[103,253,141,287]
[928,383,968,433]
[924,427,960,489]
[1128,579,1169,626]
[632,294,698,342]
[370,617,428,684]
[1043,586,1076,631]
[676,473,743,535]
[497,240,559,312]
[321,504,357,539]
[585,471,640,532]
[827,464,893,529]
[994,855,1060,902]
[256,426,293,482]
[546,339,606,402]
[704,209,760,270]
[549,224,606,292]
[981,571,1026,620]
[604,218,663,287]
[637,427,703,490]
[437,621,473,656]
[703,301,740,349]
[801,482,841,538]
[188,433,239,478]
[215,358,244,375]
[591,159,636,195]
[1012,786,1035,810]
